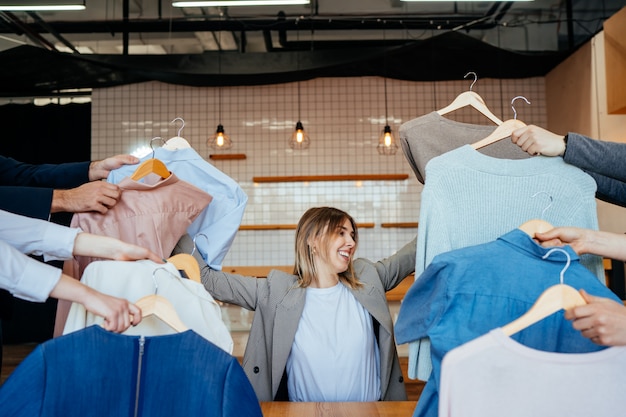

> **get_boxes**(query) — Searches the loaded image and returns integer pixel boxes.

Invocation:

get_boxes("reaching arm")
[535,227,626,262]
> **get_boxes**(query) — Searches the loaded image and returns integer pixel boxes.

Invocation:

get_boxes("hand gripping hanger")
[130,137,171,181]
[436,72,503,125]
[501,247,586,336]
[134,267,189,332]
[471,95,530,150]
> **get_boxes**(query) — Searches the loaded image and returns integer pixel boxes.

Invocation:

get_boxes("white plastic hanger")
[437,72,503,125]
[134,267,188,332]
[130,137,171,181]
[163,117,192,150]
[501,247,586,336]
[471,96,530,150]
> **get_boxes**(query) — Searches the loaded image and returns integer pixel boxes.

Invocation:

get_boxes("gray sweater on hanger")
[398,111,529,184]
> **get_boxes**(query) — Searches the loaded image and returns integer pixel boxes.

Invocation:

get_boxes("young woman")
[173,206,416,402]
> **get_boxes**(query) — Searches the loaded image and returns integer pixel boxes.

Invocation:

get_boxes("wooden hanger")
[167,253,200,283]
[135,294,188,332]
[130,137,171,181]
[471,96,530,150]
[134,266,189,332]
[501,247,586,336]
[163,117,192,150]
[437,72,503,126]
[519,219,554,237]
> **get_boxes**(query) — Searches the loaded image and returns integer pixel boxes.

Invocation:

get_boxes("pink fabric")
[54,173,212,336]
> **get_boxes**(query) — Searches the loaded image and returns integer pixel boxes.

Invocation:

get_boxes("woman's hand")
[73,233,164,264]
[510,125,566,157]
[565,290,626,346]
[50,274,142,333]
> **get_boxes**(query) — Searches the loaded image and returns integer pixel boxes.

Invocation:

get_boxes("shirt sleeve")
[0,209,80,261]
[0,240,61,302]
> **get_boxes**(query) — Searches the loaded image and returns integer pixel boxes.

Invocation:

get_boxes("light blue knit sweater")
[409,144,604,380]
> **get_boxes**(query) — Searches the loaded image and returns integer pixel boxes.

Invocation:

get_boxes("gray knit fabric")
[399,112,530,184]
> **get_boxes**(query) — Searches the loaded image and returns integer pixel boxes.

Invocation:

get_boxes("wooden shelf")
[252,174,409,183]
[239,224,297,230]
[209,153,247,160]
[239,222,375,231]
[380,222,419,228]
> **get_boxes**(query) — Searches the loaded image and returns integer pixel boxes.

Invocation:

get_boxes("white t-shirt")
[439,328,626,417]
[286,282,380,402]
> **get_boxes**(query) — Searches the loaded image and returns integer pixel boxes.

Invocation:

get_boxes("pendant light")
[289,28,310,150]
[289,82,310,150]
[377,28,398,156]
[208,22,232,150]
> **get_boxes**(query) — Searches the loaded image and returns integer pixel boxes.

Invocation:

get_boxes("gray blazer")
[174,235,417,402]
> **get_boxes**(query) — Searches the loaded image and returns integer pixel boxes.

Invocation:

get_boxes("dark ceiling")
[0,0,624,96]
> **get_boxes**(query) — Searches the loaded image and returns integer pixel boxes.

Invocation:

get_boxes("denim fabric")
[395,229,621,417]
[0,326,262,417]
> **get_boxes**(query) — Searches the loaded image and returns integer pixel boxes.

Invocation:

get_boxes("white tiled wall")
[91,76,546,266]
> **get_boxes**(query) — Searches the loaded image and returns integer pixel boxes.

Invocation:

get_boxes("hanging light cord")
[383,24,389,125]
[296,24,301,122]
[218,21,222,124]
[297,80,301,121]
[384,76,389,125]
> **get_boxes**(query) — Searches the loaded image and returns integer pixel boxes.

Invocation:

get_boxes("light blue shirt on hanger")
[108,147,248,270]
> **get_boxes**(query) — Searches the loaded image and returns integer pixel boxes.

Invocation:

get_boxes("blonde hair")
[293,207,362,289]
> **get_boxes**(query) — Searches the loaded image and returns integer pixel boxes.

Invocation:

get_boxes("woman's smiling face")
[322,218,356,274]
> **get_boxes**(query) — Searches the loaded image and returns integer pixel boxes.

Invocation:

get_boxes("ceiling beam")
[0,15,496,35]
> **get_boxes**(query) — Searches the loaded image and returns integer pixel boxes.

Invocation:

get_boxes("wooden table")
[260,401,417,417]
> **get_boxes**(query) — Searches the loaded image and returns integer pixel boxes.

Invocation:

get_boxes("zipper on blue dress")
[133,336,146,417]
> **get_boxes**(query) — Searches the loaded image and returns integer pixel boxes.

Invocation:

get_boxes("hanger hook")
[510,95,531,120]
[191,233,210,257]
[149,137,165,159]
[170,117,185,137]
[542,247,571,285]
[152,266,185,294]
[151,267,168,295]
[464,72,478,92]
[531,191,553,219]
